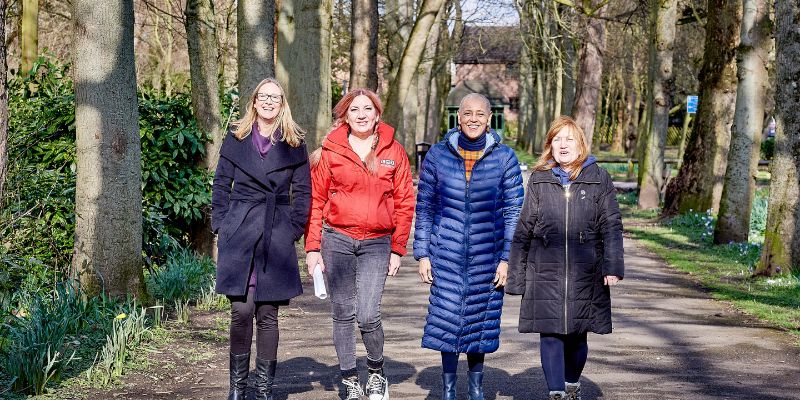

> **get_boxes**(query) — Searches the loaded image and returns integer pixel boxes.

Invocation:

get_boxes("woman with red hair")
[305,88,415,400]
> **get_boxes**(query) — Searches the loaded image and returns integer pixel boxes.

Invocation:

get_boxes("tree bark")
[382,0,447,137]
[570,2,607,149]
[276,0,332,148]
[349,0,378,91]
[237,0,275,112]
[638,0,677,210]
[72,0,146,299]
[755,0,799,276]
[21,0,38,74]
[185,0,223,257]
[714,0,771,244]
[561,35,576,117]
[662,0,741,216]
[0,0,8,200]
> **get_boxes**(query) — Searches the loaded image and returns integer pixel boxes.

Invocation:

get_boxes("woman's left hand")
[494,261,508,288]
[604,275,621,286]
[388,253,401,276]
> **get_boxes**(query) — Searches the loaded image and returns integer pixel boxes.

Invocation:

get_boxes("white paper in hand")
[312,264,327,299]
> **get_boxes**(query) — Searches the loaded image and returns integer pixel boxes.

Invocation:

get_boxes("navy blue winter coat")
[211,132,311,302]
[413,129,524,353]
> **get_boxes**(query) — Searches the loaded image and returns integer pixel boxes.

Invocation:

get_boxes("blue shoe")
[442,373,457,400]
[467,371,484,400]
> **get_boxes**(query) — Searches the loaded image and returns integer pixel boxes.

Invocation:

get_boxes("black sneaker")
[365,372,388,400]
[342,377,364,400]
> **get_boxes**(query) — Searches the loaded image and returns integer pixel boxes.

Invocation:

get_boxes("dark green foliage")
[761,136,775,160]
[0,57,212,298]
[146,248,216,305]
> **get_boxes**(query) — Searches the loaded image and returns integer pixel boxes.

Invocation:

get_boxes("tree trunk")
[237,0,275,112]
[21,0,38,74]
[382,0,447,137]
[418,2,445,146]
[611,75,626,154]
[349,0,378,91]
[638,0,677,210]
[662,0,741,217]
[561,35,576,116]
[72,0,145,299]
[570,2,606,148]
[0,0,7,200]
[755,0,799,276]
[534,65,547,152]
[185,0,223,257]
[276,0,332,148]
[714,0,771,244]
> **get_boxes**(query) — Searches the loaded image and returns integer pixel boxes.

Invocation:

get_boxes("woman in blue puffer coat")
[414,93,524,400]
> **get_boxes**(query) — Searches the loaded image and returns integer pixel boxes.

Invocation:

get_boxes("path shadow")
[415,364,603,400]
[259,356,415,400]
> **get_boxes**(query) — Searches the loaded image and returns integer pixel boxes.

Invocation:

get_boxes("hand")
[306,251,324,276]
[388,253,401,276]
[604,275,621,286]
[418,258,433,284]
[494,261,508,288]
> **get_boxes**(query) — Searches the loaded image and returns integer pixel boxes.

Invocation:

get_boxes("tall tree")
[276,0,332,148]
[349,0,378,90]
[21,0,38,74]
[638,0,677,209]
[237,0,275,112]
[382,0,447,142]
[755,0,799,276]
[714,0,772,244]
[0,0,8,200]
[662,0,741,217]
[570,0,607,149]
[72,0,145,298]
[185,0,224,257]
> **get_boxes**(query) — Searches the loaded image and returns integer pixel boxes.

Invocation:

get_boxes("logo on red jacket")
[380,159,396,168]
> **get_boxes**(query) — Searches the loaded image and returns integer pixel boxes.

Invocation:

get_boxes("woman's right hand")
[306,251,324,276]
[418,258,433,284]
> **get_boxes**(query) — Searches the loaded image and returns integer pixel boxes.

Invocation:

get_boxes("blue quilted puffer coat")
[414,129,524,353]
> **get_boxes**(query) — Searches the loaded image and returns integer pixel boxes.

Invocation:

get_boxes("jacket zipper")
[564,185,570,334]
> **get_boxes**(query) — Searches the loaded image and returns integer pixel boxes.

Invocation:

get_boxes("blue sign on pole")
[687,95,699,114]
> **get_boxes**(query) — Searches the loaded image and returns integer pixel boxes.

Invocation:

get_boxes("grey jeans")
[321,226,390,375]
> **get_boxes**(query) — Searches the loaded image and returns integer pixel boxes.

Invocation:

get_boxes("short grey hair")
[458,93,491,113]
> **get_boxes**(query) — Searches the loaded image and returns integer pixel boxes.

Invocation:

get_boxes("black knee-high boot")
[254,358,276,400]
[228,352,250,400]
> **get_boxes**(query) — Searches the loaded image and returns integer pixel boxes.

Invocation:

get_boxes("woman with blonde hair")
[507,116,624,400]
[212,78,311,400]
[305,88,415,400]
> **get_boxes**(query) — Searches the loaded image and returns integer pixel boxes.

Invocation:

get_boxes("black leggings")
[441,352,485,373]
[228,289,282,360]
[540,332,588,392]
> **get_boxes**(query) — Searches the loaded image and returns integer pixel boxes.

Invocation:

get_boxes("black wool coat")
[507,163,624,334]
[211,132,311,302]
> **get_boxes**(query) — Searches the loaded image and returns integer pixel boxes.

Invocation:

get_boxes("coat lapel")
[263,140,308,175]
[220,133,308,187]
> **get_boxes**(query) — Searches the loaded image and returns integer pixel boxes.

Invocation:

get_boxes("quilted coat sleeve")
[500,149,525,262]
[413,147,439,261]
[304,150,331,253]
[290,144,312,242]
[598,171,625,279]
[507,177,538,295]
[390,146,415,256]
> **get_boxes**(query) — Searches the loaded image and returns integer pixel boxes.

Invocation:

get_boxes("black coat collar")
[219,132,307,187]
[530,163,603,185]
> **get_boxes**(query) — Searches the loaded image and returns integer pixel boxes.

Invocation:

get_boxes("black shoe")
[441,373,457,400]
[342,376,364,400]
[254,358,276,400]
[227,352,250,400]
[467,371,484,400]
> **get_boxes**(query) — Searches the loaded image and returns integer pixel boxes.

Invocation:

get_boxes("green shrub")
[1,56,212,298]
[761,137,775,161]
[749,189,769,242]
[146,248,215,305]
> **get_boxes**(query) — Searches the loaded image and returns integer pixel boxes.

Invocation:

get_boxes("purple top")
[251,123,274,158]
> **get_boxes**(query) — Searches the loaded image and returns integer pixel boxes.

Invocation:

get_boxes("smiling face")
[551,126,580,166]
[345,95,379,136]
[254,82,283,123]
[458,97,491,139]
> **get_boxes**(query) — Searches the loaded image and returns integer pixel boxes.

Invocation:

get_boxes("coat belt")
[230,192,290,272]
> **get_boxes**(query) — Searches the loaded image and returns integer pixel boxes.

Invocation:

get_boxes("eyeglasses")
[256,93,283,103]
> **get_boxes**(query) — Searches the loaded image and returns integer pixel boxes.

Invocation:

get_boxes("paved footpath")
[95,236,800,400]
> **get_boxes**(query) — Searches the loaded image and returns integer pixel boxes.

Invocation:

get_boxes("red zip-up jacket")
[305,122,415,256]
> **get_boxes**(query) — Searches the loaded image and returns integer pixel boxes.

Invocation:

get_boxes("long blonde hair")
[533,116,590,181]
[231,78,305,147]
